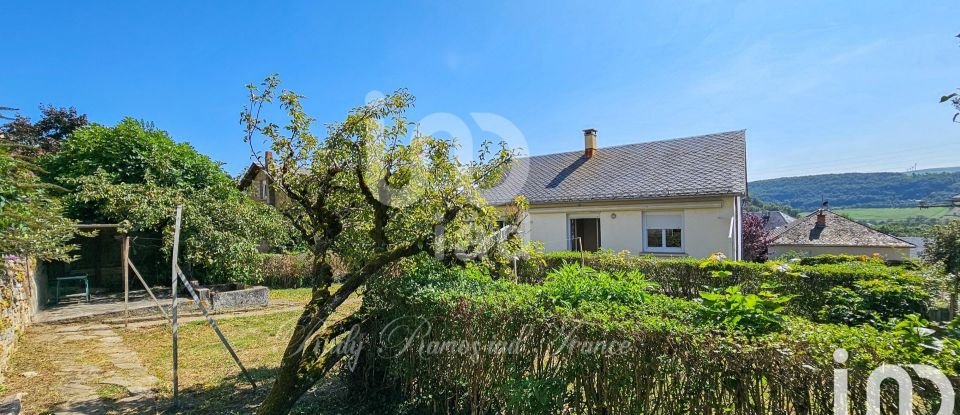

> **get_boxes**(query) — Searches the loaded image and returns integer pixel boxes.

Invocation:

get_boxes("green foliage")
[43,118,227,191]
[260,253,348,288]
[260,253,313,288]
[888,314,938,360]
[698,284,791,336]
[745,195,800,217]
[241,77,518,413]
[795,253,884,265]
[749,171,960,211]
[43,119,292,284]
[530,251,931,324]
[0,105,88,155]
[925,220,960,276]
[354,261,960,414]
[0,144,76,261]
[540,263,657,308]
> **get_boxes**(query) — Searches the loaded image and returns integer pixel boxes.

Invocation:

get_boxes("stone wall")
[0,257,44,383]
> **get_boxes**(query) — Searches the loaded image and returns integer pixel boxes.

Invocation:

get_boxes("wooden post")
[122,235,130,327]
[128,259,170,322]
[171,205,183,408]
[176,266,257,389]
[578,237,585,267]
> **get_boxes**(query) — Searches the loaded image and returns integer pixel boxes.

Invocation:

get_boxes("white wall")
[768,245,910,261]
[521,197,738,259]
[526,212,568,252]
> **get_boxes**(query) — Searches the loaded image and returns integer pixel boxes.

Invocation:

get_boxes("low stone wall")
[210,286,269,311]
[0,257,44,383]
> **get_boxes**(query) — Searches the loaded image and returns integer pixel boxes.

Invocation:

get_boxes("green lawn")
[116,286,362,413]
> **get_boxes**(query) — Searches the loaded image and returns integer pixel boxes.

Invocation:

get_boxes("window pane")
[665,228,682,248]
[647,229,663,248]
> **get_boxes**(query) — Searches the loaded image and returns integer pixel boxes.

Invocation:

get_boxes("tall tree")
[241,76,515,414]
[0,105,88,154]
[742,213,769,262]
[0,143,77,261]
[43,118,291,283]
[925,221,960,316]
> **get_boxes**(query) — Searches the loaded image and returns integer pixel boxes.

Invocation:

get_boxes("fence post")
[171,205,183,408]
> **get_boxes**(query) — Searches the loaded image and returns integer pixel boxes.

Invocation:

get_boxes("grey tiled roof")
[749,211,796,232]
[769,210,914,248]
[899,237,926,258]
[482,130,747,205]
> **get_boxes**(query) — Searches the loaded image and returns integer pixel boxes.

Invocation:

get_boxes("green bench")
[55,274,90,303]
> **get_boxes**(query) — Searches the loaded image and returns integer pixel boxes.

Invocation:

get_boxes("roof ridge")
[769,209,914,248]
[513,129,746,161]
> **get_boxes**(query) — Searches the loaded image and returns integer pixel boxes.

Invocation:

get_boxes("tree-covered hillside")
[749,171,960,211]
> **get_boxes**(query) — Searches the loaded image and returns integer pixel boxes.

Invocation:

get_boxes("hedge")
[352,262,958,414]
[522,251,930,322]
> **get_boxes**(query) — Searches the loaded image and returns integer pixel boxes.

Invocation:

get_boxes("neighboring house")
[482,129,747,259]
[767,209,915,260]
[899,237,926,259]
[238,152,280,207]
[749,211,796,232]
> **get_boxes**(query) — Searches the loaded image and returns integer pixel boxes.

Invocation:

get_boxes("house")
[482,129,747,259]
[899,237,926,259]
[750,211,796,232]
[238,152,280,207]
[766,209,915,260]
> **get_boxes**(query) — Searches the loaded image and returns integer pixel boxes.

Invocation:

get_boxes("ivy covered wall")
[0,257,44,383]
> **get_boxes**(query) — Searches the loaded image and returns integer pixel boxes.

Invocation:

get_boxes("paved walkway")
[33,323,159,414]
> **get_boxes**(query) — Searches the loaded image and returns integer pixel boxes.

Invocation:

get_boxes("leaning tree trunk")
[257,291,358,413]
[257,257,345,414]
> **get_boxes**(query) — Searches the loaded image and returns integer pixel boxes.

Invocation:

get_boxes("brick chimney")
[583,129,597,158]
[815,209,826,227]
[264,151,273,170]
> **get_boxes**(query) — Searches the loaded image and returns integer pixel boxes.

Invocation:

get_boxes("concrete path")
[33,323,160,414]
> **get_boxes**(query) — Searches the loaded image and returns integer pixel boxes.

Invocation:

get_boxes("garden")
[345,251,959,414]
[2,80,960,415]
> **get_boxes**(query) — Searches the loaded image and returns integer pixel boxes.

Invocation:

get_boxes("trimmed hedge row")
[353,262,957,414]
[523,251,930,322]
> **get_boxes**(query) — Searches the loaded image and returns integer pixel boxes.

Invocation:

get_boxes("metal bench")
[55,274,90,303]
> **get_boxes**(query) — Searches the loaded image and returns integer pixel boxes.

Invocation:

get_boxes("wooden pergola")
[74,223,168,325]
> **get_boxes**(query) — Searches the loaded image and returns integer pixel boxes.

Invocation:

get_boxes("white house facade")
[483,129,748,260]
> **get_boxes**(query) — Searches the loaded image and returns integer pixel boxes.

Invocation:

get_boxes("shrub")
[260,253,312,288]
[43,119,294,284]
[539,263,657,308]
[698,284,792,336]
[353,262,959,414]
[529,251,931,323]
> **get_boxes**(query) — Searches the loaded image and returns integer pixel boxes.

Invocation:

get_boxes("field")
[824,207,955,221]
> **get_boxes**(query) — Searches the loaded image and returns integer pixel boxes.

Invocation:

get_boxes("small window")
[644,213,683,252]
[259,181,270,202]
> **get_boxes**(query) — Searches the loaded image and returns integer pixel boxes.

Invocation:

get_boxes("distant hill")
[912,166,960,174]
[749,171,960,211]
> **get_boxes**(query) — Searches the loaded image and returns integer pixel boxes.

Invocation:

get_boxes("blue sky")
[3,1,959,180]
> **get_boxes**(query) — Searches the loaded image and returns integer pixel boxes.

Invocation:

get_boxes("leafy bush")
[698,284,792,336]
[42,119,293,284]
[539,263,657,308]
[818,287,871,325]
[260,253,312,288]
[0,143,76,261]
[354,261,960,414]
[530,251,931,323]
[796,254,884,265]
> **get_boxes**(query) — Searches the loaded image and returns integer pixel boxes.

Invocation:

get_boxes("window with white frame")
[643,213,683,252]
[259,180,270,202]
